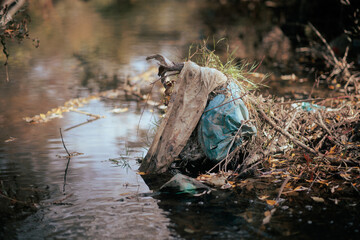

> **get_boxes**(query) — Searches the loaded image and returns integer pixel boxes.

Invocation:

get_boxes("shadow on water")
[0,0,359,239]
[141,173,360,240]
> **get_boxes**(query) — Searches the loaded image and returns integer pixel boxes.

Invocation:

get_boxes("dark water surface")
[0,0,359,239]
[0,0,201,238]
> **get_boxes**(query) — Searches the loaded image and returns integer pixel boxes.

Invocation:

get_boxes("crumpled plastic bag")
[198,82,257,161]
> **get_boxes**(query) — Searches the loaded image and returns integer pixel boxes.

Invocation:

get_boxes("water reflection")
[1,0,205,238]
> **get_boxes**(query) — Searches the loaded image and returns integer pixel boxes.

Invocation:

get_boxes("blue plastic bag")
[291,102,326,112]
[197,82,257,162]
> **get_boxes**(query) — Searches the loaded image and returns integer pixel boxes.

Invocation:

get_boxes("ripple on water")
[18,194,173,239]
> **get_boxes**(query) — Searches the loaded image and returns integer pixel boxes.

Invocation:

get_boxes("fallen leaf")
[24,95,100,123]
[197,174,212,179]
[293,186,309,191]
[311,196,325,202]
[158,105,167,110]
[184,228,195,234]
[4,137,17,143]
[110,108,129,113]
[262,209,276,225]
[266,199,277,206]
[227,181,236,188]
[329,145,337,155]
[329,198,340,204]
[340,173,351,180]
[317,180,330,186]
[119,192,132,196]
[146,100,159,106]
[258,195,269,200]
[331,185,339,193]
[264,210,271,217]
[206,175,227,186]
[70,152,84,157]
[220,183,233,189]
[40,113,46,120]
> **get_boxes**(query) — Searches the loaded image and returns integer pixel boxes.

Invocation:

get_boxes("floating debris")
[110,108,129,114]
[4,137,17,143]
[23,68,160,124]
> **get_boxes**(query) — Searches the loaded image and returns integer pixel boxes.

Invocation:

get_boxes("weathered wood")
[139,59,227,173]
[146,54,184,88]
[0,0,26,27]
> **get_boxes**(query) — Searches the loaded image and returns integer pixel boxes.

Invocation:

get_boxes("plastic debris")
[160,173,211,194]
[291,102,326,112]
[198,82,257,161]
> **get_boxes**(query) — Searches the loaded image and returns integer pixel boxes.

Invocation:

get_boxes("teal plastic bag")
[197,82,257,162]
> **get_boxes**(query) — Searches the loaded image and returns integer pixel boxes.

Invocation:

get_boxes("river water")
[0,0,359,239]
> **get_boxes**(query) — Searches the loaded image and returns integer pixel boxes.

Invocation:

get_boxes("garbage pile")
[140,52,360,201]
[139,55,257,174]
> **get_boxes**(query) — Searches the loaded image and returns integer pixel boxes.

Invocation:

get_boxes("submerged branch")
[69,109,102,119]
[64,118,100,132]
[60,128,71,192]
[60,128,70,157]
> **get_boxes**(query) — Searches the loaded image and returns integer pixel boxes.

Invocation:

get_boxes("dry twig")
[60,128,71,192]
